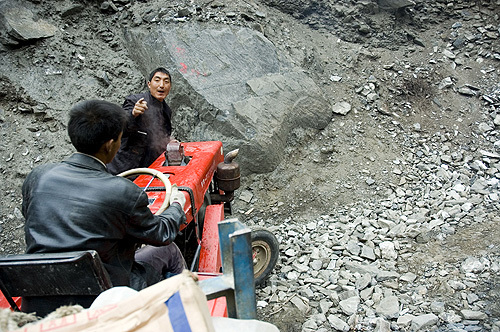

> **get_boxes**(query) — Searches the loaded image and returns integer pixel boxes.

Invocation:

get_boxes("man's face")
[148,72,171,102]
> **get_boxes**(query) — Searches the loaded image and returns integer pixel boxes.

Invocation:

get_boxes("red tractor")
[0,141,279,318]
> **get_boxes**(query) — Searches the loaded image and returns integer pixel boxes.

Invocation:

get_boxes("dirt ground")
[1,0,500,330]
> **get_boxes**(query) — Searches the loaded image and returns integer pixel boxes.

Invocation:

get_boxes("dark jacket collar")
[145,91,165,107]
[64,153,109,173]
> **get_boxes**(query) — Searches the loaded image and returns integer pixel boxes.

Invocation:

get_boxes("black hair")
[68,100,127,155]
[148,67,171,83]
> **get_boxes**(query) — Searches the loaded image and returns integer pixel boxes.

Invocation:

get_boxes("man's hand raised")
[132,97,148,117]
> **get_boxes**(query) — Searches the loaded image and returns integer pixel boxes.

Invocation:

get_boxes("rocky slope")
[1,0,500,331]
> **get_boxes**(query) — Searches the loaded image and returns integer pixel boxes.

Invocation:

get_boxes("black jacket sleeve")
[122,94,143,134]
[126,191,186,246]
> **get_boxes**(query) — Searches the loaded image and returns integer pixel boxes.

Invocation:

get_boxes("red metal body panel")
[198,273,227,317]
[198,204,223,273]
[133,141,224,232]
[207,297,228,317]
[0,291,21,310]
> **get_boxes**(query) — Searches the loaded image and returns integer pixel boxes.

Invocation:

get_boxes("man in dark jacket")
[22,99,187,292]
[107,67,174,175]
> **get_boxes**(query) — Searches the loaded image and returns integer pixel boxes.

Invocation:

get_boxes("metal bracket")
[198,218,257,319]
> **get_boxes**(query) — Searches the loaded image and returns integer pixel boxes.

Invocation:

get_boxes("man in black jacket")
[107,67,174,175]
[22,99,187,291]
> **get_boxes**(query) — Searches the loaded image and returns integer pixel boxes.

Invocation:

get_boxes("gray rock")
[346,240,360,256]
[332,101,352,115]
[124,24,332,174]
[458,86,476,96]
[290,295,310,314]
[410,313,438,331]
[360,286,374,300]
[376,270,400,281]
[376,296,400,319]
[397,314,415,327]
[355,273,371,290]
[374,317,391,332]
[310,259,323,271]
[400,272,417,282]
[442,49,456,59]
[494,114,500,126]
[461,309,487,320]
[430,301,446,314]
[319,300,333,314]
[438,77,454,89]
[344,262,380,276]
[60,3,85,17]
[379,241,397,259]
[339,296,359,315]
[0,3,57,42]
[239,190,254,203]
[467,293,479,304]
[360,244,376,260]
[461,257,489,273]
[327,315,349,331]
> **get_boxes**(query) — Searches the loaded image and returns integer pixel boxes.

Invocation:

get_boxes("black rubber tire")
[197,191,211,240]
[251,229,279,286]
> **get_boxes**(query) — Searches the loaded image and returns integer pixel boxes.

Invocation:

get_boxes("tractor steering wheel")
[117,168,172,215]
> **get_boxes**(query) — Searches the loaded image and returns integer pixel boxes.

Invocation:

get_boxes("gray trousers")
[135,243,187,278]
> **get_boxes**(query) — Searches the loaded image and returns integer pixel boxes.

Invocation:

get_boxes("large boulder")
[0,0,57,46]
[124,24,332,173]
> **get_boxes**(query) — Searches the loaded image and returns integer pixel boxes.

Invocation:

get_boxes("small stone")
[467,293,479,304]
[329,75,342,82]
[255,11,266,18]
[319,300,333,314]
[430,301,446,314]
[397,314,415,327]
[257,300,268,308]
[355,273,371,291]
[177,8,192,17]
[303,319,317,330]
[327,315,349,331]
[13,207,23,219]
[443,49,456,59]
[287,271,299,280]
[376,296,400,319]
[461,309,487,320]
[360,245,376,260]
[366,177,376,186]
[448,280,466,290]
[239,190,253,203]
[376,270,400,281]
[360,286,374,300]
[374,317,391,332]
[379,241,397,259]
[458,86,476,96]
[346,240,360,256]
[339,296,359,315]
[410,313,438,331]
[332,101,352,115]
[438,77,453,89]
[461,257,488,273]
[310,259,323,270]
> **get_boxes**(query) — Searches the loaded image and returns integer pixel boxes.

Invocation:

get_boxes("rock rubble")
[1,0,499,331]
[246,125,500,331]
[237,2,500,329]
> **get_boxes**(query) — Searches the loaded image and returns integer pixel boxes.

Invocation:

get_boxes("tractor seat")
[0,250,112,317]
